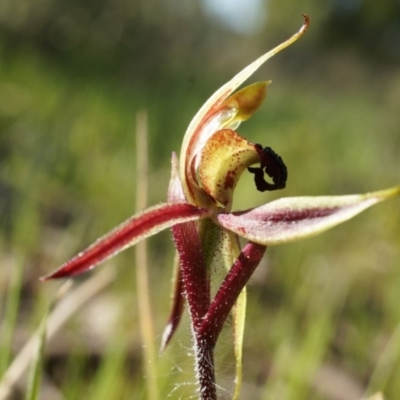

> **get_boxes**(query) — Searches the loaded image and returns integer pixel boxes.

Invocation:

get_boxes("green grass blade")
[24,309,48,400]
[135,109,160,400]
[0,270,113,399]
[0,256,25,375]
[88,338,128,400]
[367,321,400,394]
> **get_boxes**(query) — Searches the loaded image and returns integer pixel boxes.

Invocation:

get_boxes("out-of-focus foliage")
[1,0,400,399]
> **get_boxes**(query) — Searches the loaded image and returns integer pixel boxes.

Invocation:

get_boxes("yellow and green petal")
[180,16,310,207]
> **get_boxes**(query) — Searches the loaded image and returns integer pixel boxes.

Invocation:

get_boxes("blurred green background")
[1,0,400,399]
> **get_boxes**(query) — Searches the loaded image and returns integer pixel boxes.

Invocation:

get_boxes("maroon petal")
[198,241,266,347]
[160,258,185,352]
[41,202,210,280]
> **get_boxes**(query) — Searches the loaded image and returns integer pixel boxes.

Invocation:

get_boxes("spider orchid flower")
[42,15,400,400]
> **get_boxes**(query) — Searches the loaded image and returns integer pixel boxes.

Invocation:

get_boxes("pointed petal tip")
[301,14,310,33]
[160,322,174,354]
[39,268,76,281]
[40,258,91,281]
[39,270,60,281]
[372,185,400,200]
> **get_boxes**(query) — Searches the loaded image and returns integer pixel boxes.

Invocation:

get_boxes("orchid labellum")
[42,15,400,400]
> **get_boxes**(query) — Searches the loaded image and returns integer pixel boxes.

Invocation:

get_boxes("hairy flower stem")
[193,242,266,399]
[172,221,216,398]
[194,338,217,400]
[171,221,210,328]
